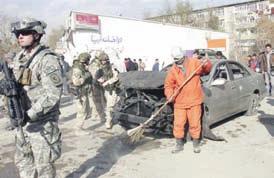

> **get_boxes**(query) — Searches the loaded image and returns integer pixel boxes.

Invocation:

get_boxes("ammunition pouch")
[18,68,32,86]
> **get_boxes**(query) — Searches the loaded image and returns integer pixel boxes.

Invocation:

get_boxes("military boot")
[171,139,184,154]
[193,139,201,153]
[105,122,113,129]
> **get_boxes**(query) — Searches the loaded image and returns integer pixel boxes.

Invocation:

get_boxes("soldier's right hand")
[23,112,31,123]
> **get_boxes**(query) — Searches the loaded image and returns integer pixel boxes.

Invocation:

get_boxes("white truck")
[60,11,230,71]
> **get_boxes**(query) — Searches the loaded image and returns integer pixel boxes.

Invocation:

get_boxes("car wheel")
[245,93,259,116]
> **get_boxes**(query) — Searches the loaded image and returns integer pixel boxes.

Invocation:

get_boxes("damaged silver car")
[113,59,266,140]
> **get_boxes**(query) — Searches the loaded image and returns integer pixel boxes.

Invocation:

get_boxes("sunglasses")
[15,30,34,38]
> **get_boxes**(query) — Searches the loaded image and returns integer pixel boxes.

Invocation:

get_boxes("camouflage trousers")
[104,90,119,125]
[76,93,91,129]
[90,86,106,122]
[15,118,61,178]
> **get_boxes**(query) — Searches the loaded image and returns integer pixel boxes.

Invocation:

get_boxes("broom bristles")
[126,124,145,144]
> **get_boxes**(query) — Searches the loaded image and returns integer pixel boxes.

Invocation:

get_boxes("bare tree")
[153,0,176,23]
[155,0,192,25]
[255,15,274,51]
[47,26,65,50]
[174,0,193,25]
[143,9,153,19]
[207,9,220,31]
[152,1,220,30]
[0,14,19,58]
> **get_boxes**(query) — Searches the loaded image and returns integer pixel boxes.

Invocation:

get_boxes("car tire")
[245,93,259,116]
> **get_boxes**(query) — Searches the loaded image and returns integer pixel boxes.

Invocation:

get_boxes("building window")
[247,3,256,11]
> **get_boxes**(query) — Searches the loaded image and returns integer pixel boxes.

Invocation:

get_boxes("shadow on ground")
[0,163,19,178]
[60,95,74,108]
[60,113,77,124]
[84,122,105,131]
[258,110,274,137]
[210,112,245,129]
[65,133,146,178]
[266,97,274,106]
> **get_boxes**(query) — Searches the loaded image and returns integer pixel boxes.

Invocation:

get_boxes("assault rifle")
[0,60,33,155]
[0,60,26,127]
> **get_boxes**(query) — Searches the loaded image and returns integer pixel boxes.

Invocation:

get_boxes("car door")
[227,61,252,112]
[205,61,236,123]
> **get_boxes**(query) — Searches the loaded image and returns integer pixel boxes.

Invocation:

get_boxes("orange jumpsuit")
[164,58,212,139]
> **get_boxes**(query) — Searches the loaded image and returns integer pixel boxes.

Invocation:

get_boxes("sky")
[0,0,249,32]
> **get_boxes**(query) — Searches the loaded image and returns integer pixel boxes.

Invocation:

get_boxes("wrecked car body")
[113,59,266,140]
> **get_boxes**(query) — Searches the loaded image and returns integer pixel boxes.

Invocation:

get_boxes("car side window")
[212,63,229,81]
[228,62,250,80]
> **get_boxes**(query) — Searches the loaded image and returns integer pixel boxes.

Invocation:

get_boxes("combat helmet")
[94,50,102,59]
[11,17,47,35]
[98,51,109,61]
[78,52,91,63]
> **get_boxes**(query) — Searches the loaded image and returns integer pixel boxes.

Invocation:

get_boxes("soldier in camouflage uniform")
[88,51,106,123]
[71,53,93,131]
[11,17,63,178]
[96,51,119,129]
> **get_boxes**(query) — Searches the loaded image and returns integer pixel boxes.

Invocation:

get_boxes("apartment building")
[148,0,274,59]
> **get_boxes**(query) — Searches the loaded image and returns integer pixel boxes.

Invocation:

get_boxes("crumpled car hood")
[118,71,166,89]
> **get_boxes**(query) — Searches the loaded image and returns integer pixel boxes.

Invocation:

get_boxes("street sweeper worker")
[164,48,212,154]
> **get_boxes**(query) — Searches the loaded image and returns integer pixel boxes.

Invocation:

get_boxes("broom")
[126,59,208,144]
